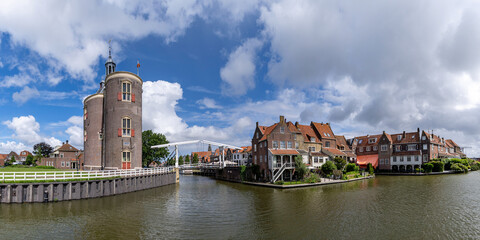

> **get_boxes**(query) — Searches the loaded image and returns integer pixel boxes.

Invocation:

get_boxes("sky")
[1,0,480,156]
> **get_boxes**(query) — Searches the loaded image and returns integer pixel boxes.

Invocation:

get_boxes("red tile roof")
[391,132,419,144]
[335,135,351,151]
[445,139,459,148]
[357,154,378,168]
[311,122,335,139]
[297,124,319,143]
[259,123,278,141]
[269,149,299,155]
[57,143,79,152]
[355,134,382,147]
[322,148,347,157]
[0,154,7,160]
[287,121,300,133]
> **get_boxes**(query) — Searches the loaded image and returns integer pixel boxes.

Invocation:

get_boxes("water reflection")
[0,172,479,239]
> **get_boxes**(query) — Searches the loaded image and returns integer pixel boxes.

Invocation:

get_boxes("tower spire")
[105,40,116,76]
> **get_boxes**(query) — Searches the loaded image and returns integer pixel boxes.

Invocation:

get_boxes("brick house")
[252,115,354,182]
[6,151,19,164]
[19,150,33,163]
[38,141,84,170]
[0,154,8,166]
[353,134,382,169]
[232,146,252,166]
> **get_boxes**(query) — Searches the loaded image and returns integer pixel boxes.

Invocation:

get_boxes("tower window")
[122,117,131,137]
[122,151,131,162]
[122,81,131,101]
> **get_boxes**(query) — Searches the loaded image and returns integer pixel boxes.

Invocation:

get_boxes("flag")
[137,60,140,68]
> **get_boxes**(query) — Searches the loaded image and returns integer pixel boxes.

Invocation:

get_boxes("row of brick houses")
[251,116,467,182]
[252,116,355,182]
[352,129,465,172]
[191,146,253,166]
[0,150,32,166]
[37,141,85,170]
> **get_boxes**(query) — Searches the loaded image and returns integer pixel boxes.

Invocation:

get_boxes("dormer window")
[397,135,402,141]
[311,137,316,142]
[368,138,376,144]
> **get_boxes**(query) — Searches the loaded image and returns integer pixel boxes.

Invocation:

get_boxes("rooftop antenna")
[108,39,112,58]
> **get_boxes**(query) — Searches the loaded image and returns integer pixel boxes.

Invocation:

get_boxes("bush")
[471,162,480,171]
[451,163,468,173]
[295,155,307,180]
[304,173,321,183]
[321,161,337,175]
[240,165,246,181]
[366,163,374,175]
[422,163,433,173]
[275,180,284,185]
[431,161,444,172]
[333,157,347,171]
[35,166,55,169]
[444,158,470,170]
[345,163,359,173]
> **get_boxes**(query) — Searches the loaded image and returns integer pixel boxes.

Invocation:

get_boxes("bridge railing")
[0,167,175,182]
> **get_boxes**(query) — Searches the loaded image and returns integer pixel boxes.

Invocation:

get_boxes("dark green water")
[1,173,479,239]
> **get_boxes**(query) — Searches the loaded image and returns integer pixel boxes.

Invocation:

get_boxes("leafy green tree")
[366,163,374,175]
[25,155,34,166]
[178,155,184,166]
[192,153,199,164]
[295,155,307,180]
[142,130,169,167]
[333,157,347,170]
[185,155,190,164]
[345,163,359,173]
[33,142,53,165]
[321,161,337,175]
[166,157,175,166]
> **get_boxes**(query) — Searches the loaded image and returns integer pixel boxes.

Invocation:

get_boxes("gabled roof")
[259,123,278,141]
[322,148,346,157]
[445,139,459,148]
[335,135,351,151]
[297,124,320,143]
[57,143,79,152]
[311,122,335,139]
[287,121,300,133]
[354,134,382,147]
[20,150,32,156]
[258,126,267,134]
[237,146,252,153]
[7,151,19,158]
[0,154,8,160]
[391,132,419,144]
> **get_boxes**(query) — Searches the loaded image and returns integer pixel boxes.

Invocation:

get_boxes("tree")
[345,163,359,173]
[142,130,169,167]
[321,161,337,175]
[333,157,347,170]
[185,155,190,165]
[25,155,34,166]
[294,155,307,180]
[366,163,374,175]
[178,155,184,166]
[166,157,175,166]
[192,153,199,164]
[33,142,53,166]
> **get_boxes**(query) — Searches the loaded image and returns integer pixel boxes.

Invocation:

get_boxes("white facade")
[233,151,250,166]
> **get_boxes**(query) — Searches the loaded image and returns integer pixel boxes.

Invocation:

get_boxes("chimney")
[326,123,330,126]
[417,128,420,133]
[66,140,69,144]
[383,131,385,134]
[403,131,406,138]
[256,122,258,127]
[280,115,285,123]
[295,121,299,127]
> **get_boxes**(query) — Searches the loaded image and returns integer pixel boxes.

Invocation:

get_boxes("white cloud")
[220,38,263,96]
[12,86,40,105]
[3,115,61,147]
[0,0,258,85]
[196,97,222,109]
[0,141,28,153]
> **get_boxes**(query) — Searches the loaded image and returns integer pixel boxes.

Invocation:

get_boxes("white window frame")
[397,135,402,141]
[366,146,371,151]
[381,145,387,151]
[373,146,378,151]
[408,145,416,151]
[122,81,131,102]
[311,137,316,142]
[287,141,292,149]
[273,141,278,149]
[61,161,65,167]
[280,141,286,149]
[280,127,285,133]
[122,117,131,137]
[122,151,131,162]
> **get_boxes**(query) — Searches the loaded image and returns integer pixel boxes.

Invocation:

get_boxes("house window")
[314,157,319,163]
[368,138,376,144]
[397,135,402,141]
[400,156,404,162]
[366,146,371,151]
[61,162,65,167]
[359,147,363,152]
[407,156,411,162]
[423,154,428,162]
[260,155,263,163]
[84,108,87,120]
[287,141,292,149]
[309,146,316,152]
[408,145,416,151]
[358,139,363,144]
[280,141,286,149]
[66,162,70,167]
[325,141,330,148]
[385,159,389,164]
[319,158,324,163]
[373,146,378,151]
[293,134,297,140]
[122,117,131,137]
[295,142,299,149]
[422,135,426,140]
[423,144,427,150]
[254,155,257,163]
[380,159,384,165]
[273,141,278,148]
[60,153,64,158]
[311,137,316,142]
[122,81,131,101]
[393,157,397,162]
[280,127,285,133]
[256,132,259,139]
[122,151,131,162]
[254,144,256,152]
[381,145,387,151]
[396,145,401,151]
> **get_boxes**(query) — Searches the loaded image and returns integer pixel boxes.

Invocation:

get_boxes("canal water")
[1,173,479,240]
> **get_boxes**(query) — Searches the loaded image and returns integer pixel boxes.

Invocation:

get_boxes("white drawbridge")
[151,140,242,168]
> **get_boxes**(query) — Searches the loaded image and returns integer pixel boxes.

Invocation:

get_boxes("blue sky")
[1,0,480,156]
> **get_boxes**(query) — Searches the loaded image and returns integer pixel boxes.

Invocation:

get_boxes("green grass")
[1,176,120,183]
[0,166,71,172]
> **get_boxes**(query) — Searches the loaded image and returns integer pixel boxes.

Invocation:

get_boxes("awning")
[357,154,378,168]
[269,149,299,155]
